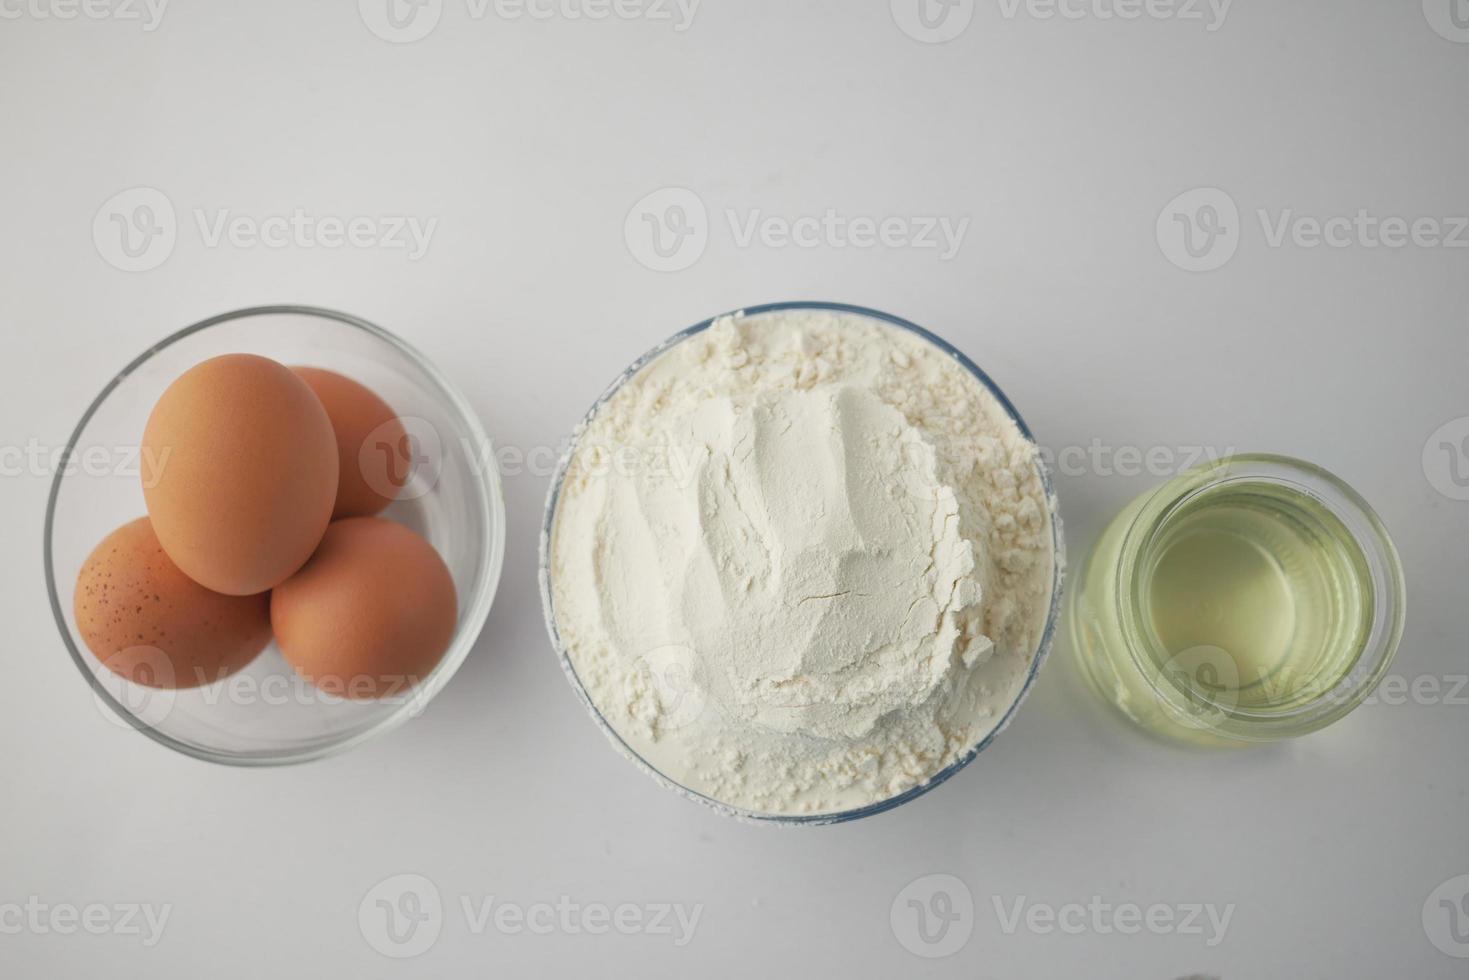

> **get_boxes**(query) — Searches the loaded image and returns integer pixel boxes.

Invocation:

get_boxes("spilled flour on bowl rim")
[548,308,1056,817]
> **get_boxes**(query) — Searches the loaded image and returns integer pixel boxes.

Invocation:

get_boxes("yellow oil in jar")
[1069,456,1402,745]
[1140,482,1372,714]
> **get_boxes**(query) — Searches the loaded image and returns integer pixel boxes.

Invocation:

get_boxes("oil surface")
[1141,482,1372,712]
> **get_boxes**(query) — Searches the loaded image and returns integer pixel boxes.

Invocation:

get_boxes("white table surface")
[3,2,1467,977]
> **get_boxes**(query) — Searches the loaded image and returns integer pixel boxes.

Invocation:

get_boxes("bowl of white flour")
[540,303,1063,824]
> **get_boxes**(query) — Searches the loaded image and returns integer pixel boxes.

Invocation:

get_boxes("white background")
[3,1,1468,977]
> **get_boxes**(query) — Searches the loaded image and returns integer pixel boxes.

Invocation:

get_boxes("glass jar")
[1069,454,1405,746]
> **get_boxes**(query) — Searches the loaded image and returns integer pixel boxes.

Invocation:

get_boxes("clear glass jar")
[1069,454,1405,746]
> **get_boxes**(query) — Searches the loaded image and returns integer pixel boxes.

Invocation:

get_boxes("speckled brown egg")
[291,367,405,519]
[271,517,458,700]
[142,354,339,596]
[74,518,271,689]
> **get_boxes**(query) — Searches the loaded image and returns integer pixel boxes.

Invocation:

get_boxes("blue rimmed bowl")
[539,301,1065,825]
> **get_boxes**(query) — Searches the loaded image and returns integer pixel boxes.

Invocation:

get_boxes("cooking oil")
[1069,455,1405,745]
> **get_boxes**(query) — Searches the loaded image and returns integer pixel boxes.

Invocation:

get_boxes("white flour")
[548,308,1056,817]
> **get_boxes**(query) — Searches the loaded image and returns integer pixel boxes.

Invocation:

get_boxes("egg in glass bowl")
[44,306,505,765]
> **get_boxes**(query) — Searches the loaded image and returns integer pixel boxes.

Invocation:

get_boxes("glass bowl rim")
[44,303,507,767]
[538,300,1066,825]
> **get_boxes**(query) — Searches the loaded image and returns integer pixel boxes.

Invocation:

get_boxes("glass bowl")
[45,305,506,765]
[539,301,1066,825]
[1068,453,1406,746]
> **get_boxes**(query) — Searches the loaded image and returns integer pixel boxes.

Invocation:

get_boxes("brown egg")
[142,354,339,596]
[271,517,458,699]
[74,518,271,689]
[291,367,406,519]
